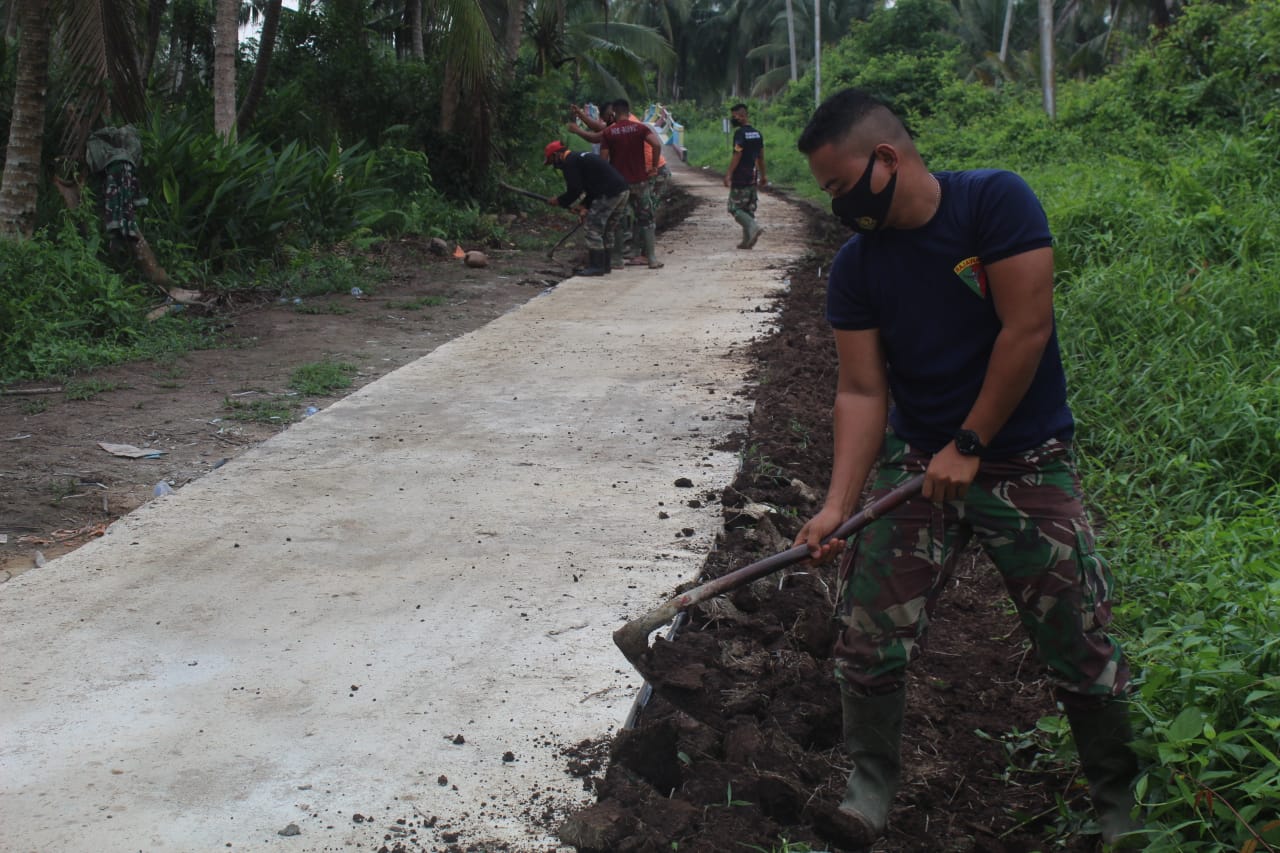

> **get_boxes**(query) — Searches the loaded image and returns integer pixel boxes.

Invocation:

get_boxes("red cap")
[543,140,568,164]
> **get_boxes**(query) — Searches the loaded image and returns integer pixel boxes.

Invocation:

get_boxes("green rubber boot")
[1065,699,1145,848]
[732,210,755,248]
[611,229,625,270]
[809,684,905,851]
[641,225,663,269]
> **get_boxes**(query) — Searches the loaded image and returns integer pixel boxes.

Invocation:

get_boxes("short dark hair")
[797,88,898,154]
[612,98,631,114]
[730,103,748,113]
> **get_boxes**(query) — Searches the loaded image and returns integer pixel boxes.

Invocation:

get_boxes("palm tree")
[237,0,284,133]
[528,0,672,100]
[784,0,798,81]
[614,0,696,98]
[1039,0,1054,115]
[743,0,877,99]
[429,0,502,136]
[0,0,51,237]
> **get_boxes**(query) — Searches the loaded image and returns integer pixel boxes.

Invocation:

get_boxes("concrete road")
[0,165,809,852]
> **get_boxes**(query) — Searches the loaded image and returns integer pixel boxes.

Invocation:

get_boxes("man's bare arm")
[924,246,1056,501]
[795,328,889,559]
[566,123,604,144]
[644,129,662,175]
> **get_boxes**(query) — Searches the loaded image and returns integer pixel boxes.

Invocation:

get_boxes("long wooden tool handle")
[614,474,925,662]
[499,181,549,202]
[547,220,582,257]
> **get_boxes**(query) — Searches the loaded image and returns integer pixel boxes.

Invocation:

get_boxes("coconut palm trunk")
[408,0,425,59]
[213,0,238,138]
[237,0,284,134]
[1039,0,1055,117]
[785,0,798,80]
[503,0,524,68]
[143,0,167,79]
[999,0,1014,63]
[0,0,51,239]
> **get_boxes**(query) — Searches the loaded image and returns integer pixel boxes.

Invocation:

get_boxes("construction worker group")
[543,99,767,277]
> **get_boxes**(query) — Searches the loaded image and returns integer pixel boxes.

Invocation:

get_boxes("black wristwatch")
[953,429,985,456]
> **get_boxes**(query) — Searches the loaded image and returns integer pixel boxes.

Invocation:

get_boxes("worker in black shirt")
[544,140,630,277]
[723,103,767,249]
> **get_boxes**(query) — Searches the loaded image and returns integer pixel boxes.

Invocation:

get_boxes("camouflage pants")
[614,182,655,260]
[584,190,628,251]
[834,432,1131,704]
[727,185,758,220]
[626,180,656,229]
[651,165,672,205]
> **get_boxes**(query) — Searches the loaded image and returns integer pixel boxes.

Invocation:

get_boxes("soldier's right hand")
[794,505,849,563]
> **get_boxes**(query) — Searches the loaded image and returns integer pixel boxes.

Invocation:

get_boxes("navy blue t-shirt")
[826,169,1073,456]
[731,125,764,187]
[555,152,628,208]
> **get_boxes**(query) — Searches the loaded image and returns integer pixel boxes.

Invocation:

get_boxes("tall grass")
[1029,129,1280,850]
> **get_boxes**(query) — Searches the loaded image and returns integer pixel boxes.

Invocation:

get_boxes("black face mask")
[831,151,896,234]
[731,116,744,127]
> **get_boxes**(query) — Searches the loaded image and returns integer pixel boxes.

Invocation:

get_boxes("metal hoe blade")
[613,474,925,667]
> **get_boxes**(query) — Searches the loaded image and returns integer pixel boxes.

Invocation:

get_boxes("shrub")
[0,209,214,382]
[141,112,392,270]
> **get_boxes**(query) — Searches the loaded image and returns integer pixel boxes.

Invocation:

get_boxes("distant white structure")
[644,104,686,161]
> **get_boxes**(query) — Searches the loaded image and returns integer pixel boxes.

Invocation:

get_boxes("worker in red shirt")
[614,102,672,266]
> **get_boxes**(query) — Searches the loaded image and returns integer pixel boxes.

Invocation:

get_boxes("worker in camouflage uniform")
[723,103,766,249]
[792,88,1145,851]
[543,140,629,277]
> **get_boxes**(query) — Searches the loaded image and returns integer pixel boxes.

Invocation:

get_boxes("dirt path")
[0,162,812,852]
[0,237,558,579]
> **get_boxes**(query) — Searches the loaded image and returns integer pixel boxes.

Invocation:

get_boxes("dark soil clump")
[560,205,1101,853]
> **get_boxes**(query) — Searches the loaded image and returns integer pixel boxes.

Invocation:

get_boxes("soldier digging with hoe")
[543,140,630,277]
[793,88,1146,851]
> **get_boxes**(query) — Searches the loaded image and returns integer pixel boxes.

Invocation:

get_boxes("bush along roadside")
[0,119,530,386]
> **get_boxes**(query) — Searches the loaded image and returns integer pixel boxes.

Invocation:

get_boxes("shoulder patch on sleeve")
[953,256,988,298]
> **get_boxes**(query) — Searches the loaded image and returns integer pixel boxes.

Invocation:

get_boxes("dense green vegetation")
[689,2,1280,848]
[0,0,1180,383]
[4,0,1279,846]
